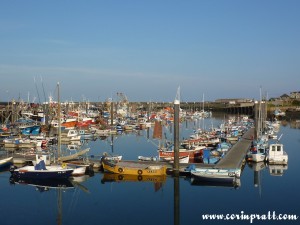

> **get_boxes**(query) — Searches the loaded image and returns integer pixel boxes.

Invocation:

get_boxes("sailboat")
[246,88,268,163]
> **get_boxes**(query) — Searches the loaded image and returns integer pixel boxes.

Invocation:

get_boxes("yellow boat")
[101,158,167,176]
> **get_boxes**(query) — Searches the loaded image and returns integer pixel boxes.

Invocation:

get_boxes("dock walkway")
[214,127,254,169]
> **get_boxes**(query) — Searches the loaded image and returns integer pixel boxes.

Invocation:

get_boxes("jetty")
[213,127,254,169]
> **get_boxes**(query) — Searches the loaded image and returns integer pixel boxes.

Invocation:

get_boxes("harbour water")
[1,114,299,225]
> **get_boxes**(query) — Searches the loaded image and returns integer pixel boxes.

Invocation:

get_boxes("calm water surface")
[1,116,299,225]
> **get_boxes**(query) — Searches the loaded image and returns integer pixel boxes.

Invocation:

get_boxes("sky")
[0,0,299,103]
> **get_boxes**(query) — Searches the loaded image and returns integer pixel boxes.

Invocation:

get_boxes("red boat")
[158,147,203,159]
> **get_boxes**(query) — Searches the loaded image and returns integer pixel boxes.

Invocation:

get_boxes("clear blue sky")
[0,0,299,103]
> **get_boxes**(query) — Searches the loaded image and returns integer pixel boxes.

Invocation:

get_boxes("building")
[290,91,300,99]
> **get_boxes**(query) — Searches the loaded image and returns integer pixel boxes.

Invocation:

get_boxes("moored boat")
[158,147,203,159]
[267,143,288,165]
[101,158,167,176]
[185,165,240,183]
[10,164,74,179]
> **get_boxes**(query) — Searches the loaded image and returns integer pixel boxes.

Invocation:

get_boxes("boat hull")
[10,166,73,179]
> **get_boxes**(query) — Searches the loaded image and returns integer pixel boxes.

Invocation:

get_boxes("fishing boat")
[246,138,268,162]
[101,158,167,176]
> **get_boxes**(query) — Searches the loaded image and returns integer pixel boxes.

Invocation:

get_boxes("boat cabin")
[268,143,288,165]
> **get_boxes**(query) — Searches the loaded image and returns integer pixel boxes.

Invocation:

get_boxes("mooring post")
[173,98,180,175]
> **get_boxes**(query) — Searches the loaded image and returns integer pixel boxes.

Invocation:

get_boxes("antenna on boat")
[277,133,283,143]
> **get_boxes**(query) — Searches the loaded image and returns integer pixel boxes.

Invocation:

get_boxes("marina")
[0,105,299,224]
[1,1,300,224]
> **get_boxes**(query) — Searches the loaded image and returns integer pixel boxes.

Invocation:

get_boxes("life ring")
[137,170,143,175]
[118,167,123,173]
[138,175,143,181]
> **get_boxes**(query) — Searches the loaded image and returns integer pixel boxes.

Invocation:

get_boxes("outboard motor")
[9,165,17,173]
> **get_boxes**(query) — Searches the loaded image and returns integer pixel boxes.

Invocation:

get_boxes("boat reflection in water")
[189,176,241,189]
[247,161,266,195]
[101,173,167,191]
[9,176,74,192]
[268,164,288,176]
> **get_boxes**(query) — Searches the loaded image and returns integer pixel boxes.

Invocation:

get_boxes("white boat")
[105,155,122,161]
[185,165,240,183]
[267,143,288,165]
[61,129,81,142]
[247,136,268,163]
[138,156,158,161]
[273,109,286,117]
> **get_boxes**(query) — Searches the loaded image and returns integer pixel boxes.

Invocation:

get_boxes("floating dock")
[213,127,254,169]
[165,127,255,174]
